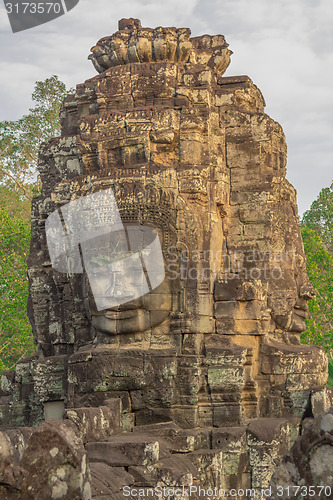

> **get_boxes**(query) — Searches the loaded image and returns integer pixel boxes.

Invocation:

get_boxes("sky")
[0,0,332,215]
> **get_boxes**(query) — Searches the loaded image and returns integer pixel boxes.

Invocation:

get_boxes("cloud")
[0,0,332,214]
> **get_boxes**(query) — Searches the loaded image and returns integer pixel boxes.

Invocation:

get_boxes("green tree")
[301,184,333,387]
[301,225,333,350]
[0,75,72,200]
[0,76,72,370]
[0,195,34,371]
[302,183,333,255]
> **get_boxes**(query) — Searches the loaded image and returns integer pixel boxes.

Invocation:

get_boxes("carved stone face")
[81,224,174,336]
[268,250,315,333]
[267,184,315,333]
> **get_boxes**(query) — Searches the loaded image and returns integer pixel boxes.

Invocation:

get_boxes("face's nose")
[299,283,315,301]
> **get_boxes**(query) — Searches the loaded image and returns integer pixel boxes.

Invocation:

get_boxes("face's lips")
[93,296,144,313]
[103,309,141,320]
[294,299,309,315]
[294,303,308,311]
[293,298,309,320]
[293,308,308,319]
[101,302,139,310]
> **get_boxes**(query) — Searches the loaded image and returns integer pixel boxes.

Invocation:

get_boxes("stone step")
[90,462,134,498]
[64,398,122,442]
[92,496,125,500]
[134,421,211,452]
[86,432,170,467]
[128,454,197,487]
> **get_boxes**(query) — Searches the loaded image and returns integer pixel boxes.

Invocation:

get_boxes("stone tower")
[0,19,331,499]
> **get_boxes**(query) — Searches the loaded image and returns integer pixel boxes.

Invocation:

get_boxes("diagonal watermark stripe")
[45,188,165,311]
[3,0,79,33]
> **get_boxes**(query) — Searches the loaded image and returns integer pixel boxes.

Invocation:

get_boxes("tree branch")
[0,167,32,201]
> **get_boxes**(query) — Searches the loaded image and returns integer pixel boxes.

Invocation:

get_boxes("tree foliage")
[301,182,333,387]
[302,182,333,255]
[0,190,34,371]
[0,75,72,200]
[300,225,333,351]
[0,76,72,370]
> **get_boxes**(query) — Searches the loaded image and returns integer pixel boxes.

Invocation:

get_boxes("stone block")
[215,318,236,334]
[213,404,243,426]
[207,365,244,392]
[128,454,196,488]
[188,449,223,490]
[20,420,91,499]
[311,388,330,416]
[64,399,122,443]
[214,279,258,301]
[211,425,247,449]
[86,433,162,467]
[135,422,211,452]
[90,463,134,497]
[0,371,15,394]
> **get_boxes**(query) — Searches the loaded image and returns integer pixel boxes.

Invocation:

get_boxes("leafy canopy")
[0,190,34,371]
[0,76,72,370]
[301,182,333,388]
[301,225,333,351]
[0,75,73,200]
[302,183,333,255]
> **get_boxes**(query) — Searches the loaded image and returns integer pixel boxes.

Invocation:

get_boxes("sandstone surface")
[0,19,332,499]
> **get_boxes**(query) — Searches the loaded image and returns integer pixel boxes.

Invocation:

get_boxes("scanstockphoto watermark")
[3,0,79,33]
[122,485,333,498]
[165,246,297,282]
[122,485,272,497]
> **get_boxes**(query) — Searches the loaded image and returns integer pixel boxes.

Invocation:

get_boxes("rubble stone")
[269,408,333,499]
